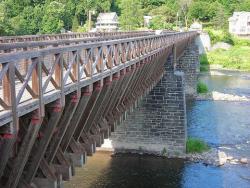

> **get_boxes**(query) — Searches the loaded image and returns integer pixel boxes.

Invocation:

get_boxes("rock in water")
[218,151,227,166]
[240,158,248,164]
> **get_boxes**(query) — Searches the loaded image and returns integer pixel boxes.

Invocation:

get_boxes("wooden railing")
[0,31,197,128]
[0,32,156,54]
[0,31,154,43]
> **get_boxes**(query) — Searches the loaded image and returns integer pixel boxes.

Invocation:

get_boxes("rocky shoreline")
[186,148,249,166]
[196,91,250,102]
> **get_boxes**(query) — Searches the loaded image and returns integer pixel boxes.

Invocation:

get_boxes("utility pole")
[88,10,95,32]
[88,11,91,32]
[176,12,179,30]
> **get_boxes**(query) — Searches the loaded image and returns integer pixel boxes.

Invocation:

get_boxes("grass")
[200,65,209,72]
[197,81,208,93]
[202,28,250,71]
[186,137,210,153]
[206,46,250,71]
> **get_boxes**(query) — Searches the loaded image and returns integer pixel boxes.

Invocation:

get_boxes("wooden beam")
[60,86,92,153]
[23,100,63,184]
[0,129,15,178]
[45,93,79,164]
[5,110,42,188]
[73,83,101,142]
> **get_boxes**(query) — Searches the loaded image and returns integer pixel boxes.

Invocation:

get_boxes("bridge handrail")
[0,31,154,43]
[0,31,197,126]
[0,31,197,63]
[0,32,156,53]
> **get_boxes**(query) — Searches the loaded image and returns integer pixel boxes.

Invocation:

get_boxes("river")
[65,70,250,188]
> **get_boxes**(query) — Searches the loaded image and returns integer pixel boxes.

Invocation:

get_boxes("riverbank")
[196,91,250,101]
[200,35,250,72]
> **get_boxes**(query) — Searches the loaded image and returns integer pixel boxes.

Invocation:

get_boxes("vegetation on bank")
[0,0,249,35]
[197,81,208,93]
[186,137,210,153]
[200,29,250,71]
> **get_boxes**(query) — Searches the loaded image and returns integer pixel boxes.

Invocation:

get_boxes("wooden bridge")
[0,30,198,188]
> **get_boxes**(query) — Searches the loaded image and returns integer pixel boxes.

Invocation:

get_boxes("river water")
[65,70,250,188]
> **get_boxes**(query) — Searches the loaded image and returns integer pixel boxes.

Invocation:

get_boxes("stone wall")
[104,42,200,156]
[176,43,199,98]
[110,70,187,156]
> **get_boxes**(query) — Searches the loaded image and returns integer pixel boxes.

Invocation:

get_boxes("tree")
[178,0,192,29]
[149,15,174,30]
[237,0,250,11]
[72,16,79,32]
[188,1,210,21]
[40,1,65,33]
[149,4,176,30]
[119,0,143,30]
[212,6,228,29]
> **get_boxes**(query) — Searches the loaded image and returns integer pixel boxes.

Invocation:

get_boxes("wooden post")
[32,57,44,117]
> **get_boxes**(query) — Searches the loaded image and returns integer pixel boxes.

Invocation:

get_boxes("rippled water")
[65,70,250,188]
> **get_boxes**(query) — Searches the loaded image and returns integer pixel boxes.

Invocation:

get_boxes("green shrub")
[200,54,209,65]
[233,37,250,47]
[186,137,210,153]
[205,28,235,45]
[197,81,208,93]
[200,66,209,72]
[221,32,234,45]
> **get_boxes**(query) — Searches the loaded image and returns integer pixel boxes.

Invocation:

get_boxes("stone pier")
[176,43,200,98]
[105,43,199,156]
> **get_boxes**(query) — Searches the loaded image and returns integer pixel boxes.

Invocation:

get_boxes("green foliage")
[236,0,250,11]
[233,38,250,47]
[188,2,211,21]
[205,28,234,45]
[197,81,208,93]
[186,137,210,153]
[222,32,234,45]
[200,65,209,72]
[72,16,79,32]
[119,0,143,30]
[202,29,250,71]
[0,0,248,35]
[207,45,250,71]
[211,5,228,29]
[40,1,65,34]
[149,4,176,30]
[161,147,167,156]
[200,54,209,65]
[150,16,174,30]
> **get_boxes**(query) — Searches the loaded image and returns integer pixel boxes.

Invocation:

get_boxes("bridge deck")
[0,31,198,188]
[0,31,197,127]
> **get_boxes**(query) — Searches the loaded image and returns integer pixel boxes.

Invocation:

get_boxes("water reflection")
[65,152,185,188]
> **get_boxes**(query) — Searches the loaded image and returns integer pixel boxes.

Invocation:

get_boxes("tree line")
[0,0,249,36]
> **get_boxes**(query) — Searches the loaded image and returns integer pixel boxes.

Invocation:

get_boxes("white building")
[189,22,203,32]
[95,12,119,32]
[229,12,250,35]
[143,16,152,27]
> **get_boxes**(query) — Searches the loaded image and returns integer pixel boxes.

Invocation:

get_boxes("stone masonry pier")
[109,42,199,156]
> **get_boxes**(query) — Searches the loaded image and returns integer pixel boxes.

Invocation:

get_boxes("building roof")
[229,11,250,21]
[96,12,118,24]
